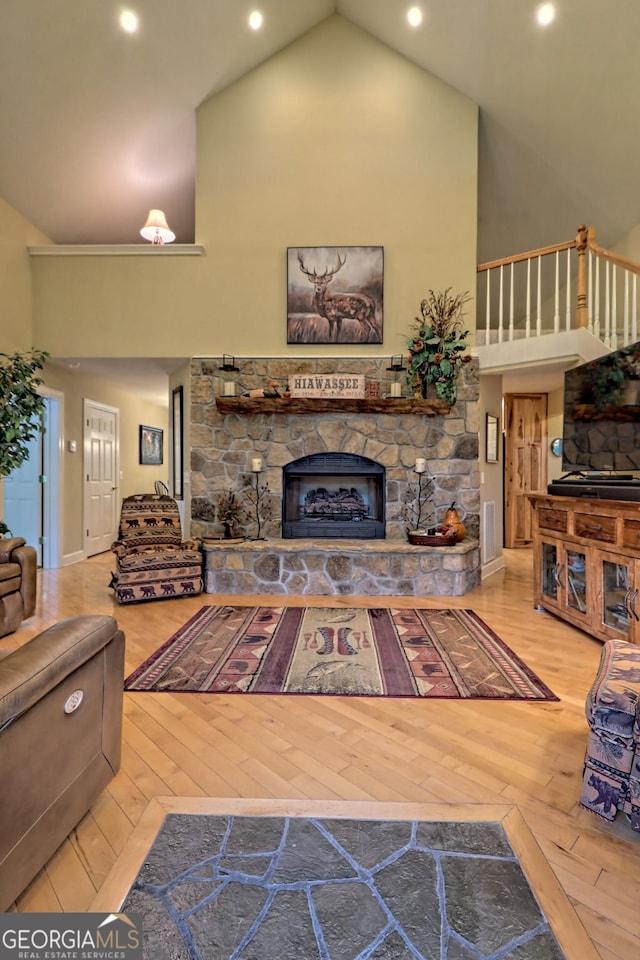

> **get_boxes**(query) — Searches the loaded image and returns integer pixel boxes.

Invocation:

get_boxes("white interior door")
[83,400,119,556]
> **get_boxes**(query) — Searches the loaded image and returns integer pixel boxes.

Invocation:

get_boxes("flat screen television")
[561,341,640,474]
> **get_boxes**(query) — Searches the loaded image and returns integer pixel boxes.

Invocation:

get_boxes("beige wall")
[547,387,564,482]
[14,15,479,561]
[0,198,50,525]
[42,362,168,557]
[30,16,478,358]
[613,223,640,262]
[0,196,49,352]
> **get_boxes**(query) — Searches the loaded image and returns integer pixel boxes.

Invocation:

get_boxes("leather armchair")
[0,537,37,639]
[0,614,124,909]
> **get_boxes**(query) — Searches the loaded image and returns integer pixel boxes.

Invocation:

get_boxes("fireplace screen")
[282,453,385,539]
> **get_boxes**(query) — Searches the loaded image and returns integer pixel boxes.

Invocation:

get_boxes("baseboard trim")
[63,550,85,566]
[481,555,505,579]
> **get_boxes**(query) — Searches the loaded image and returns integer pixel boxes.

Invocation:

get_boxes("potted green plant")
[217,491,244,539]
[406,288,472,406]
[0,349,49,536]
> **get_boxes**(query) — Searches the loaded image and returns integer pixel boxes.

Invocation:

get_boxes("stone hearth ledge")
[203,538,480,597]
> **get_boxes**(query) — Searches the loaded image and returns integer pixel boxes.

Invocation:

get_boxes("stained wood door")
[504,393,547,547]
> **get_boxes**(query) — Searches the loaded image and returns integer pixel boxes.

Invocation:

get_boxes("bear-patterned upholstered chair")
[111,494,203,603]
[579,638,640,832]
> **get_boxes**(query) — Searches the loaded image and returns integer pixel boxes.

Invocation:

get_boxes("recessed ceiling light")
[248,10,263,31]
[536,3,556,27]
[119,9,139,34]
[407,6,423,28]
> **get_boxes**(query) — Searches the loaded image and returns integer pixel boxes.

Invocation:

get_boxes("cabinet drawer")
[574,513,616,543]
[621,519,640,551]
[537,508,568,533]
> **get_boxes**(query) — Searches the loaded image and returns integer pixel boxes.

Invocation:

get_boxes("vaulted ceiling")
[2,1,638,265]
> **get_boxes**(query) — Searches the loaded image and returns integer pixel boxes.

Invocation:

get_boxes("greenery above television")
[562,341,640,473]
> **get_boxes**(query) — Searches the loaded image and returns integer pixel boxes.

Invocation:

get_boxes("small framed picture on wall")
[486,413,499,463]
[172,387,184,498]
[139,425,163,465]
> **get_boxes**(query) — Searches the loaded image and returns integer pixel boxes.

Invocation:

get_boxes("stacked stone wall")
[190,357,480,543]
[202,538,480,597]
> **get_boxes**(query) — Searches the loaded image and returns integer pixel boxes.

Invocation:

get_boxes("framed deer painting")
[287,246,383,344]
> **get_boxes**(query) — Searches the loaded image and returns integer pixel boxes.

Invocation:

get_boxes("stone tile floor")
[123,814,565,959]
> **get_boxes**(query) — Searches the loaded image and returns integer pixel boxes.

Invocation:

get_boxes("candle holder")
[387,354,406,371]
[402,466,435,536]
[219,354,240,371]
[243,465,271,540]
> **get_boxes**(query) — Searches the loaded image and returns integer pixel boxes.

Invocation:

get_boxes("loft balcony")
[474,225,640,376]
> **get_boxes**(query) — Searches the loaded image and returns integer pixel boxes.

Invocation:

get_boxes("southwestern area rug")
[125,606,557,700]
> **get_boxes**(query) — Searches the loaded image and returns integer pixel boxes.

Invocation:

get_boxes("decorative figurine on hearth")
[242,380,281,398]
[440,502,466,541]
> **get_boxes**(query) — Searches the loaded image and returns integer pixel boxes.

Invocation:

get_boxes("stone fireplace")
[189,357,481,595]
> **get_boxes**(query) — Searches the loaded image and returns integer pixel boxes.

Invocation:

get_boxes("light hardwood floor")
[7,549,640,960]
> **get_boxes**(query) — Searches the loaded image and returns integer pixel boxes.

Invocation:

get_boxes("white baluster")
[587,251,594,335]
[525,258,531,338]
[605,260,611,346]
[633,274,638,344]
[624,269,630,346]
[594,256,600,340]
[536,255,542,336]
[485,268,491,345]
[553,250,560,332]
[509,261,514,340]
[498,264,504,343]
[611,264,618,348]
[565,248,571,331]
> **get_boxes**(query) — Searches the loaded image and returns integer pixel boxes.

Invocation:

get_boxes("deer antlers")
[298,251,346,282]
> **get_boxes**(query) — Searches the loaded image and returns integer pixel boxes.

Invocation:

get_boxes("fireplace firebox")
[282,453,385,539]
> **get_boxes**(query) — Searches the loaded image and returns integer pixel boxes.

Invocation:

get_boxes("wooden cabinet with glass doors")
[530,494,640,643]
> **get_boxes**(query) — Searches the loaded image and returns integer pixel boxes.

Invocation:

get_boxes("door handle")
[630,589,639,621]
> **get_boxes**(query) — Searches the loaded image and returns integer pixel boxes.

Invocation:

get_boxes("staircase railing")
[476,225,640,349]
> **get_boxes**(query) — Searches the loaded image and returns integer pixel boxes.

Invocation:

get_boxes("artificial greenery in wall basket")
[406,288,472,406]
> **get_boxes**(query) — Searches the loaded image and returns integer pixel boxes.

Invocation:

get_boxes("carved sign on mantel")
[289,374,365,398]
[214,397,450,416]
